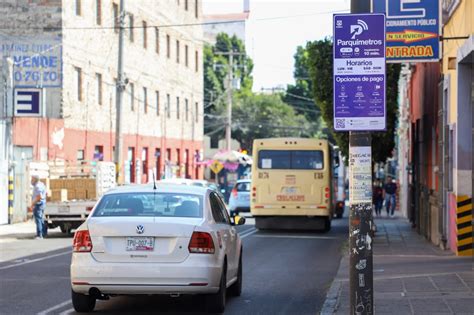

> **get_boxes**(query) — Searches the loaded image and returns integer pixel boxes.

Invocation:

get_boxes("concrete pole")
[226,54,233,152]
[114,0,126,184]
[349,0,373,314]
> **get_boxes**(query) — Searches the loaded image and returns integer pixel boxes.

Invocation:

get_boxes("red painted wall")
[13,117,203,181]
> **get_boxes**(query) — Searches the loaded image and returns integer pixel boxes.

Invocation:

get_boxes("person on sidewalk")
[373,180,384,217]
[30,175,47,239]
[383,176,397,217]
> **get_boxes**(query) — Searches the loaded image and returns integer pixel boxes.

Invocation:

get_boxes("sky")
[202,0,350,91]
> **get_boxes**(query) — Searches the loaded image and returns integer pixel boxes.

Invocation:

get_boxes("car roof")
[104,183,209,195]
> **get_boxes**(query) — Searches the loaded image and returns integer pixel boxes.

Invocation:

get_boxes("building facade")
[397,0,473,256]
[0,0,204,222]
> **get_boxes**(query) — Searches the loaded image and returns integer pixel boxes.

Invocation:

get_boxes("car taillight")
[73,230,93,252]
[232,188,238,197]
[188,232,215,254]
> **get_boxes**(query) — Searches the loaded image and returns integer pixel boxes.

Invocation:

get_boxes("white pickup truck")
[38,161,116,234]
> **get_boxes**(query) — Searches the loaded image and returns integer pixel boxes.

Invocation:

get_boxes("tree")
[232,93,311,151]
[203,33,254,138]
[306,38,401,162]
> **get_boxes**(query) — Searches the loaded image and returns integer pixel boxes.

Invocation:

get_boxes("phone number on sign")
[14,71,60,83]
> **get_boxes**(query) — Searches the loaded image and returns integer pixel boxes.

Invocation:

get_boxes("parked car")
[228,179,251,216]
[70,183,245,313]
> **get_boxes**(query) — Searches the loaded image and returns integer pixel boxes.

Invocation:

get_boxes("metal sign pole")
[350,1,373,313]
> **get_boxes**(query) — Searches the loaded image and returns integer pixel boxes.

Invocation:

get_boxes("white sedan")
[70,184,245,313]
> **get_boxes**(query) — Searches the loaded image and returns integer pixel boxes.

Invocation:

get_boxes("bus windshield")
[258,150,324,170]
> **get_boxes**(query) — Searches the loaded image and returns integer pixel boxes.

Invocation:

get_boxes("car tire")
[206,263,226,313]
[229,250,242,296]
[71,289,96,313]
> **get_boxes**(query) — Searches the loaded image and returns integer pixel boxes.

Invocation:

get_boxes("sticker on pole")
[348,146,372,204]
[333,13,386,131]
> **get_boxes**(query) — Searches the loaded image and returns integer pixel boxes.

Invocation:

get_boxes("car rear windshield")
[258,150,324,170]
[236,182,250,192]
[92,192,203,218]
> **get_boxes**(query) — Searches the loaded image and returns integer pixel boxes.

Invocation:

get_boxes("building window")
[94,145,104,161]
[96,0,102,24]
[113,3,119,33]
[142,21,147,49]
[142,147,148,176]
[176,40,180,63]
[166,35,170,58]
[195,102,198,122]
[96,73,102,105]
[195,0,199,18]
[130,82,135,111]
[176,97,180,119]
[195,50,199,72]
[143,87,148,113]
[185,98,189,121]
[156,91,160,116]
[129,14,134,42]
[185,45,189,67]
[75,0,82,16]
[166,94,171,118]
[166,148,171,162]
[155,148,161,179]
[210,135,218,149]
[185,0,188,11]
[77,150,85,161]
[155,27,159,54]
[74,67,82,102]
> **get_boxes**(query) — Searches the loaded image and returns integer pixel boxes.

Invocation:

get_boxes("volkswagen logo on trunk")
[136,225,145,234]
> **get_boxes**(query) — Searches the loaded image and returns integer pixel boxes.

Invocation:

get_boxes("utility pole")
[214,51,245,151]
[226,53,233,151]
[114,0,126,184]
[2,57,14,224]
[349,0,373,314]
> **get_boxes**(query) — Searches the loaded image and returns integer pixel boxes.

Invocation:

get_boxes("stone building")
[1,0,204,183]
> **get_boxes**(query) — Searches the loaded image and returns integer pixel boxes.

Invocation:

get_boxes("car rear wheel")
[206,263,226,313]
[71,289,96,313]
[229,251,242,296]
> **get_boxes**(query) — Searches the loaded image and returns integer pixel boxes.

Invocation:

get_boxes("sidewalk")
[321,215,474,315]
[0,221,72,263]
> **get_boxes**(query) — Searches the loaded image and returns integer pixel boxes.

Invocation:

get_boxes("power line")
[0,9,349,31]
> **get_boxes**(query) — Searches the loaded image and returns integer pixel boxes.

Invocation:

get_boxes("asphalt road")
[0,219,348,315]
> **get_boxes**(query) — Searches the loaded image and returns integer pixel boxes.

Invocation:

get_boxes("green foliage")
[283,45,332,139]
[306,38,401,162]
[204,33,312,150]
[232,93,312,151]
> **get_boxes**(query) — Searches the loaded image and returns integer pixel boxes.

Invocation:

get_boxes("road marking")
[37,300,71,315]
[253,234,340,240]
[0,250,71,270]
[240,228,257,239]
[58,308,74,315]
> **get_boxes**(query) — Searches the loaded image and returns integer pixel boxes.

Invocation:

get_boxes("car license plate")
[58,206,69,213]
[126,237,154,251]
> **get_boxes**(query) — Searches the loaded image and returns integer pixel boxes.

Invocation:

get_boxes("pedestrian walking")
[383,176,397,217]
[373,180,383,217]
[30,175,47,239]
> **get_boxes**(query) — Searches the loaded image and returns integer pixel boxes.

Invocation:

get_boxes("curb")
[320,278,342,315]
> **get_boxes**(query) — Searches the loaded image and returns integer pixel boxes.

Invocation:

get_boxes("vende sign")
[333,13,386,131]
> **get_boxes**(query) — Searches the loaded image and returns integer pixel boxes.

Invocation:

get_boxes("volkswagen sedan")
[70,184,245,313]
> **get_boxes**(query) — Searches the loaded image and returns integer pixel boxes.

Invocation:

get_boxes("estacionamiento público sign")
[333,13,386,131]
[372,0,440,63]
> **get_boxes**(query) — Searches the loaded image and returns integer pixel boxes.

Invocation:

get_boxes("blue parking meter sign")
[14,89,43,117]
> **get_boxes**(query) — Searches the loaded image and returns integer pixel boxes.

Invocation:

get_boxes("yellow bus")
[250,138,334,231]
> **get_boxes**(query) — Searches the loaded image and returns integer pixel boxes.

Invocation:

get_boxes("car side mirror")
[233,215,246,226]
